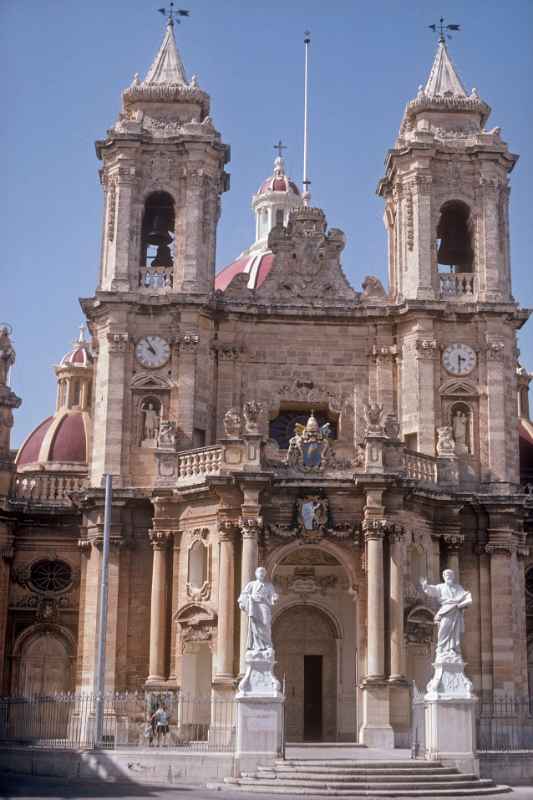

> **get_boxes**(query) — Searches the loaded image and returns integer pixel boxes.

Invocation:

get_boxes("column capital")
[362,518,392,541]
[218,520,238,542]
[149,529,172,550]
[442,532,464,552]
[239,517,263,540]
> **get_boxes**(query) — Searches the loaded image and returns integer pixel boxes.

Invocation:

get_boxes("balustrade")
[439,272,477,300]
[138,268,173,290]
[12,473,87,503]
[404,451,438,484]
[177,446,223,484]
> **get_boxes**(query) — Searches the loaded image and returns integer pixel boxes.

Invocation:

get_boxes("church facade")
[1,20,533,747]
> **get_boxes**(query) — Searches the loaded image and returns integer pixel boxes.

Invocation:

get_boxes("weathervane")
[158,2,190,26]
[429,17,460,43]
[274,140,287,159]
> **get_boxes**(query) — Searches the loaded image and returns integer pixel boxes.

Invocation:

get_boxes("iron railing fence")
[477,697,533,752]
[0,692,236,753]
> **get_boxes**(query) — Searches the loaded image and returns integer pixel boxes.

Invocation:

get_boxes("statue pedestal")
[424,657,478,775]
[235,650,284,776]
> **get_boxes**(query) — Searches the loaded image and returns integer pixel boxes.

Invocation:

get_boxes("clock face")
[135,335,171,369]
[442,343,476,376]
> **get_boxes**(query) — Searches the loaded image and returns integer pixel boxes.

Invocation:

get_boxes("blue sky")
[2,0,532,446]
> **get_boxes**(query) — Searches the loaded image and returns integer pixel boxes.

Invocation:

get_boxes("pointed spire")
[144,19,187,85]
[424,40,466,97]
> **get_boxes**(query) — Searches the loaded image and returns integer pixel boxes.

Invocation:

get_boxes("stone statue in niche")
[238,567,278,652]
[141,400,160,446]
[452,409,469,456]
[421,569,472,662]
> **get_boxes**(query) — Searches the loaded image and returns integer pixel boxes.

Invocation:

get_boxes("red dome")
[60,342,93,367]
[258,175,300,196]
[16,411,89,467]
[215,251,274,292]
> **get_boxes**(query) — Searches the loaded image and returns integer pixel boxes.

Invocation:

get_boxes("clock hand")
[146,339,156,355]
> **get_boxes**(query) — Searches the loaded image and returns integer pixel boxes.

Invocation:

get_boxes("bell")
[146,213,172,247]
[151,243,173,268]
[437,208,473,271]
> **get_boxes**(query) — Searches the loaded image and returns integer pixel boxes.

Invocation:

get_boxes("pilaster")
[177,329,199,450]
[0,528,14,690]
[146,529,172,686]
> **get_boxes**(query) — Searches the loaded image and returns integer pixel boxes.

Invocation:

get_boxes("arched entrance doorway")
[273,604,338,742]
[14,628,73,696]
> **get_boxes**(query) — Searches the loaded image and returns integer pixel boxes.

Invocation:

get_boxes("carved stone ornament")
[361,275,386,301]
[384,414,401,440]
[223,407,242,438]
[275,573,340,599]
[363,402,384,435]
[436,426,456,457]
[297,495,329,541]
[175,603,217,655]
[285,411,333,471]
[157,419,177,450]
[242,400,262,433]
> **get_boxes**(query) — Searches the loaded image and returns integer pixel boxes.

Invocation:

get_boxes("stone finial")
[223,407,242,438]
[436,426,456,457]
[363,402,384,435]
[243,400,262,434]
[384,414,401,440]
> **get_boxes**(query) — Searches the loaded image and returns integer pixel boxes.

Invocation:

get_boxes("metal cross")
[158,2,190,26]
[429,16,460,43]
[274,140,287,159]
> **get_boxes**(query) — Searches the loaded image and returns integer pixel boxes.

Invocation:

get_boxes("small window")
[193,428,206,448]
[275,208,284,226]
[404,433,418,452]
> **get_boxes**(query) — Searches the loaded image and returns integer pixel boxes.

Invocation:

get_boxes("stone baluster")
[147,530,171,685]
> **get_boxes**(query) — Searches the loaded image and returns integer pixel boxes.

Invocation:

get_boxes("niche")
[436,201,473,273]
[450,402,473,457]
[186,530,210,602]
[140,192,175,268]
[139,396,161,446]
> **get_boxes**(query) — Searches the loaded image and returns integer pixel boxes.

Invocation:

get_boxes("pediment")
[439,379,478,397]
[131,372,172,390]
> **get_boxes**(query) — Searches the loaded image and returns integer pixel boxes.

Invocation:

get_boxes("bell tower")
[97,16,230,294]
[378,37,517,303]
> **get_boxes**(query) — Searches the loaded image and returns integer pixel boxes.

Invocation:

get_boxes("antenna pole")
[302,31,311,206]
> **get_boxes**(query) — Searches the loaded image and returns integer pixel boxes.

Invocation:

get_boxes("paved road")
[2,775,533,800]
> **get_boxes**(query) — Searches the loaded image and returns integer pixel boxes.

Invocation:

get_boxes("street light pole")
[94,473,112,747]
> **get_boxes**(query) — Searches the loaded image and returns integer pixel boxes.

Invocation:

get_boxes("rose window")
[30,560,72,593]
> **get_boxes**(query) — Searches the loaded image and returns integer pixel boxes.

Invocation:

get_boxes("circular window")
[30,560,72,593]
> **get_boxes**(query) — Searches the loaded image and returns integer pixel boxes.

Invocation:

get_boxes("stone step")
[232,777,497,790]
[255,770,473,783]
[278,759,444,766]
[264,765,459,776]
[212,782,511,797]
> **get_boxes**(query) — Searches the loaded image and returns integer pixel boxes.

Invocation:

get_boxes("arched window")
[436,201,473,273]
[72,379,81,407]
[140,192,175,268]
[275,208,284,226]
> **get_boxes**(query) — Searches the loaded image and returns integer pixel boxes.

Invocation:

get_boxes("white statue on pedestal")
[238,567,278,652]
[421,569,472,661]
[421,569,474,699]
[237,567,281,697]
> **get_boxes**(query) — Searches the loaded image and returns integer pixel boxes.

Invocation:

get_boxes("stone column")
[485,339,508,483]
[405,174,435,300]
[414,335,438,455]
[443,533,464,582]
[168,532,182,684]
[389,525,405,681]
[0,532,13,691]
[239,519,260,675]
[359,485,394,748]
[146,530,171,685]
[365,521,386,679]
[215,522,236,682]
